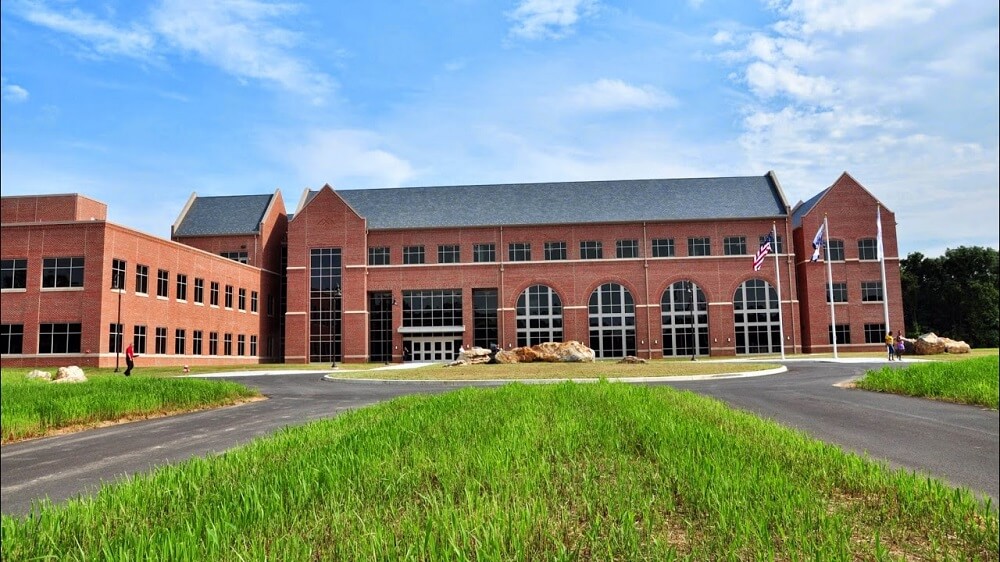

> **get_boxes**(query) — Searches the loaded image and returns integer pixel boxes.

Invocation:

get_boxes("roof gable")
[173,194,275,237]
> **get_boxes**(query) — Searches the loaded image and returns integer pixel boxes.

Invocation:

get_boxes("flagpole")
[824,214,838,358]
[772,222,786,359]
[877,205,891,333]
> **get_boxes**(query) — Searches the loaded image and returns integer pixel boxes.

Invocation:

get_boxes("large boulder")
[913,333,971,355]
[495,341,595,364]
[446,346,494,366]
[26,369,52,381]
[52,366,87,383]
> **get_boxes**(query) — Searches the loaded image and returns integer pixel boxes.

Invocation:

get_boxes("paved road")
[2,362,997,517]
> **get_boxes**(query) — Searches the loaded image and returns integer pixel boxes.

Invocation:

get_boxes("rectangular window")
[194,278,204,304]
[135,264,149,294]
[225,285,234,309]
[822,239,844,261]
[1,259,28,290]
[1,324,24,354]
[616,239,639,259]
[111,259,127,291]
[724,236,747,256]
[688,237,711,256]
[175,329,186,355]
[473,243,496,263]
[544,242,567,261]
[368,247,390,265]
[250,335,258,356]
[109,323,123,353]
[224,333,233,356]
[473,288,499,349]
[864,323,887,344]
[42,257,85,288]
[438,244,460,264]
[210,282,220,306]
[858,239,878,261]
[759,234,784,255]
[827,282,848,303]
[237,334,246,356]
[368,291,393,363]
[651,238,675,258]
[402,289,463,328]
[193,330,203,355]
[403,245,425,265]
[580,241,603,259]
[221,251,248,263]
[156,269,169,297]
[155,327,167,354]
[209,332,219,355]
[176,273,187,301]
[133,325,147,354]
[508,242,531,262]
[38,323,82,353]
[251,291,258,313]
[238,288,246,311]
[861,281,884,302]
[828,324,851,345]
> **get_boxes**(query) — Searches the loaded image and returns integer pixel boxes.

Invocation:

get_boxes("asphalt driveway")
[2,361,997,517]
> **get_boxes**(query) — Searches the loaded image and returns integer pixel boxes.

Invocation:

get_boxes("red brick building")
[0,172,902,367]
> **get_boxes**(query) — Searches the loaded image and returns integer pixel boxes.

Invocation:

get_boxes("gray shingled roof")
[305,176,786,229]
[174,194,273,236]
[791,188,829,228]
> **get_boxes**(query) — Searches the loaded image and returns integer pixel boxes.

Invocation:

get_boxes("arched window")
[588,283,636,358]
[733,279,781,354]
[516,285,563,346]
[661,281,708,357]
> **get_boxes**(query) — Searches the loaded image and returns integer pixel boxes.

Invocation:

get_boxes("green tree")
[901,246,999,348]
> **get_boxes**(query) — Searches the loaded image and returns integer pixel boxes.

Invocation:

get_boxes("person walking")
[124,343,137,376]
[885,332,894,361]
[895,331,905,360]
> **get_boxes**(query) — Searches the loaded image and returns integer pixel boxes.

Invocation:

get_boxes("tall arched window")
[516,285,563,346]
[588,283,636,358]
[661,281,708,356]
[733,279,781,354]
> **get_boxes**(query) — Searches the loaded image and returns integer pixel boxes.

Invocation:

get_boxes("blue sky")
[2,0,997,258]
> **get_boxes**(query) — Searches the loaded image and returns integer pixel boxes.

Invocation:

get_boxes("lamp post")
[331,284,342,369]
[113,270,123,372]
[688,280,697,362]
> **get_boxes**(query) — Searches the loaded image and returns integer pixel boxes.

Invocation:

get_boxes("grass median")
[2,382,995,560]
[855,354,999,409]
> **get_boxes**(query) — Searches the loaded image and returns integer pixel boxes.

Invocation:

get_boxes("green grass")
[856,355,1000,409]
[1,368,260,443]
[2,383,995,560]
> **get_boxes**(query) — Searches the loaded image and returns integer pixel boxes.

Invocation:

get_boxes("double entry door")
[407,337,461,362]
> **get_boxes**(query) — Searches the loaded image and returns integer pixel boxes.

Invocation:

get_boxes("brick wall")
[1,193,107,224]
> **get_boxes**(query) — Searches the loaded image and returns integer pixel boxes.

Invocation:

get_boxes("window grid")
[858,239,878,261]
[827,282,848,303]
[176,273,187,301]
[210,282,220,306]
[250,335,258,356]
[368,247,390,266]
[175,329,186,355]
[733,279,782,354]
[828,240,845,261]
[473,244,496,263]
[111,259,126,291]
[221,251,248,263]
[1,324,24,354]
[587,283,636,358]
[108,323,123,353]
[238,288,246,311]
[209,332,219,355]
[1,259,28,290]
[224,334,233,356]
[651,239,675,258]
[238,335,246,356]
[135,264,149,294]
[251,291,258,313]
[155,327,167,354]
[194,278,204,304]
[544,242,567,261]
[42,257,85,288]
[368,292,393,362]
[688,237,711,257]
[225,285,234,309]
[616,239,639,259]
[473,289,498,349]
[516,285,563,347]
[723,236,747,256]
[580,241,603,260]
[193,330,203,355]
[758,234,784,254]
[828,324,851,345]
[403,246,425,265]
[438,245,460,264]
[402,289,463,328]
[861,281,883,302]
[508,243,531,262]
[661,282,709,357]
[864,323,887,344]
[38,323,82,354]
[133,325,147,354]
[156,269,169,297]
[310,248,342,363]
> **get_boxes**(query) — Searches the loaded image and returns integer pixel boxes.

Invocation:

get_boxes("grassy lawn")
[2,382,995,560]
[855,355,1000,409]
[0,367,262,443]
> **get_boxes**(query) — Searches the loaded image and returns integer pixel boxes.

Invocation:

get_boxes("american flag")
[753,232,772,271]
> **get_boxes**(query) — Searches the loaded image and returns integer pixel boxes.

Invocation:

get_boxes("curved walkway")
[2,360,996,517]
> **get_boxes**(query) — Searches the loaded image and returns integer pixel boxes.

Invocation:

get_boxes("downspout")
[498,225,505,348]
[642,222,651,359]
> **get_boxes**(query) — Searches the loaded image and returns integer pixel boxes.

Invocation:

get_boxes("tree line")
[900,246,999,348]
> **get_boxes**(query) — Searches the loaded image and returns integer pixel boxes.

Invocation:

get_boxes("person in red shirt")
[124,343,136,376]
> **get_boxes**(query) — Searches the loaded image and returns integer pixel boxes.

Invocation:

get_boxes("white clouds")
[275,129,415,189]
[508,0,598,40]
[149,0,334,104]
[744,61,836,100]
[1,78,30,103]
[564,79,677,112]
[771,0,954,35]
[14,0,157,59]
